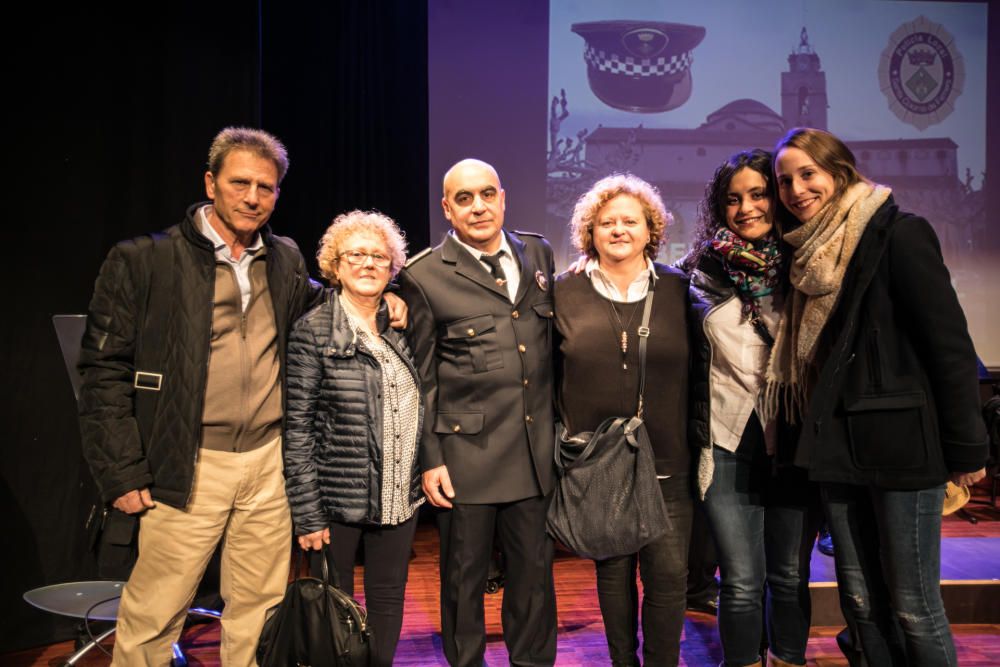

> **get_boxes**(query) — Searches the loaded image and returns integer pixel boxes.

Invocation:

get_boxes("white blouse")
[703,292,782,454]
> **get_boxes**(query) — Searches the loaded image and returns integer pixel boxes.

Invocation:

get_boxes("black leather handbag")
[256,551,371,666]
[546,279,669,561]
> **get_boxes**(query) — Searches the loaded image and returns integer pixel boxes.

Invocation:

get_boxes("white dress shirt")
[450,231,520,302]
[198,205,265,312]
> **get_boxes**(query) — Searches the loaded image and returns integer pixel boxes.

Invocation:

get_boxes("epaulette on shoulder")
[513,229,545,239]
[405,247,433,268]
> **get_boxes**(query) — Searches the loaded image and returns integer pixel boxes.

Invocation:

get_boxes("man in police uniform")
[398,159,557,666]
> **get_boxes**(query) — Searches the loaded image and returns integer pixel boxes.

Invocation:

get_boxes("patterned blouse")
[343,300,423,524]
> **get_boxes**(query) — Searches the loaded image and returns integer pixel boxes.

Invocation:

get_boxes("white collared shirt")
[198,205,265,311]
[450,231,520,302]
[584,256,657,303]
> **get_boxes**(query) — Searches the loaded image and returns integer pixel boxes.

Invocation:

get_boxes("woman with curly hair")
[554,173,693,665]
[283,210,423,667]
[684,149,821,667]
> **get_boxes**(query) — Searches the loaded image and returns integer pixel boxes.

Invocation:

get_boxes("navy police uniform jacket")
[397,230,556,504]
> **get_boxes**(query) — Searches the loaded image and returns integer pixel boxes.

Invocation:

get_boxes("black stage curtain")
[261,2,431,268]
[2,0,427,652]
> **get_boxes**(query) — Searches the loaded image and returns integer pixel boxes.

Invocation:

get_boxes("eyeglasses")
[338,250,392,268]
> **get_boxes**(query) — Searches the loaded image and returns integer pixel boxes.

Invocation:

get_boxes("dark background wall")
[427,0,549,240]
[2,1,428,652]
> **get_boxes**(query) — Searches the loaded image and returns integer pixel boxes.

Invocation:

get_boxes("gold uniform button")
[452,424,461,433]
[523,378,529,386]
[518,344,527,353]
[511,310,519,319]
[525,415,533,424]
[467,328,476,337]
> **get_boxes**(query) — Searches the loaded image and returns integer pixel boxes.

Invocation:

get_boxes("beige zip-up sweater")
[200,255,282,452]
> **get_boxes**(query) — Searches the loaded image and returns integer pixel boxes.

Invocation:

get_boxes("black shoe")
[818,530,835,557]
[686,596,719,615]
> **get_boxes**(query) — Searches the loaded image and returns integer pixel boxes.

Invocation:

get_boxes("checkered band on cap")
[584,45,693,77]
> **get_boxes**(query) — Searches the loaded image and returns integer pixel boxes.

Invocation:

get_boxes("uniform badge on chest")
[534,270,548,291]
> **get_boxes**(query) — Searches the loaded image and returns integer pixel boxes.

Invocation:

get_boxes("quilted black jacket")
[284,289,423,532]
[78,203,321,507]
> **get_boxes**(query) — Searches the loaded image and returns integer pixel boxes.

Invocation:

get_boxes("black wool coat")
[795,198,988,489]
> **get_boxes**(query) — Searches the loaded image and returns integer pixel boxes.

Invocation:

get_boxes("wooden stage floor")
[7,500,1000,666]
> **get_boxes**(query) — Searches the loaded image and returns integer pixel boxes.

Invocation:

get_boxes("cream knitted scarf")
[761,181,891,422]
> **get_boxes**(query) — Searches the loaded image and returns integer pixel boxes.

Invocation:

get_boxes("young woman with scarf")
[769,128,988,666]
[682,148,821,667]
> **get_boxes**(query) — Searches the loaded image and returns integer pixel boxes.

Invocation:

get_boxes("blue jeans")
[821,482,956,667]
[703,418,820,666]
[595,475,693,667]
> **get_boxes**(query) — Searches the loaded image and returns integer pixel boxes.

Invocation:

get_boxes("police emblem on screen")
[878,15,965,131]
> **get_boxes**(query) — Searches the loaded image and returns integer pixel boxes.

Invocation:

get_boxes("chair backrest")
[52,314,87,402]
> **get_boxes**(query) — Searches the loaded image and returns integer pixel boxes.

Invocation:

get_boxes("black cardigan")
[553,263,692,477]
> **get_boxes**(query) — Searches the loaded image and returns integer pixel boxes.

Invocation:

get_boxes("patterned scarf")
[761,181,892,423]
[708,226,784,322]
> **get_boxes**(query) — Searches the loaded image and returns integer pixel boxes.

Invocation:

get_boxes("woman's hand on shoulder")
[297,528,330,551]
[566,254,588,275]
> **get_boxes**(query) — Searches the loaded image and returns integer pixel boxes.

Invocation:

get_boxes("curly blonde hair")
[316,210,408,286]
[569,173,671,259]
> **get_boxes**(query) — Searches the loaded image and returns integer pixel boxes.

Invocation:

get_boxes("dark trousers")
[313,515,419,667]
[437,495,557,667]
[595,475,693,667]
[686,500,718,604]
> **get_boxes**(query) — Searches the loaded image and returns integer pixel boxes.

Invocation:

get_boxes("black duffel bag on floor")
[257,551,371,666]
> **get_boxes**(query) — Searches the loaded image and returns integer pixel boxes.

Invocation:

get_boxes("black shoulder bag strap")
[635,273,656,419]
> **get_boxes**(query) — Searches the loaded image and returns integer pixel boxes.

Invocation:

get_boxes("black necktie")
[481,251,508,288]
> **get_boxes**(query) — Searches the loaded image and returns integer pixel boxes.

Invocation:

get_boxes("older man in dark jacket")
[78,127,323,666]
[398,159,558,667]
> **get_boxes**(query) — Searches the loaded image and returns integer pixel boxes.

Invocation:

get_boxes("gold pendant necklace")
[607,300,640,370]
